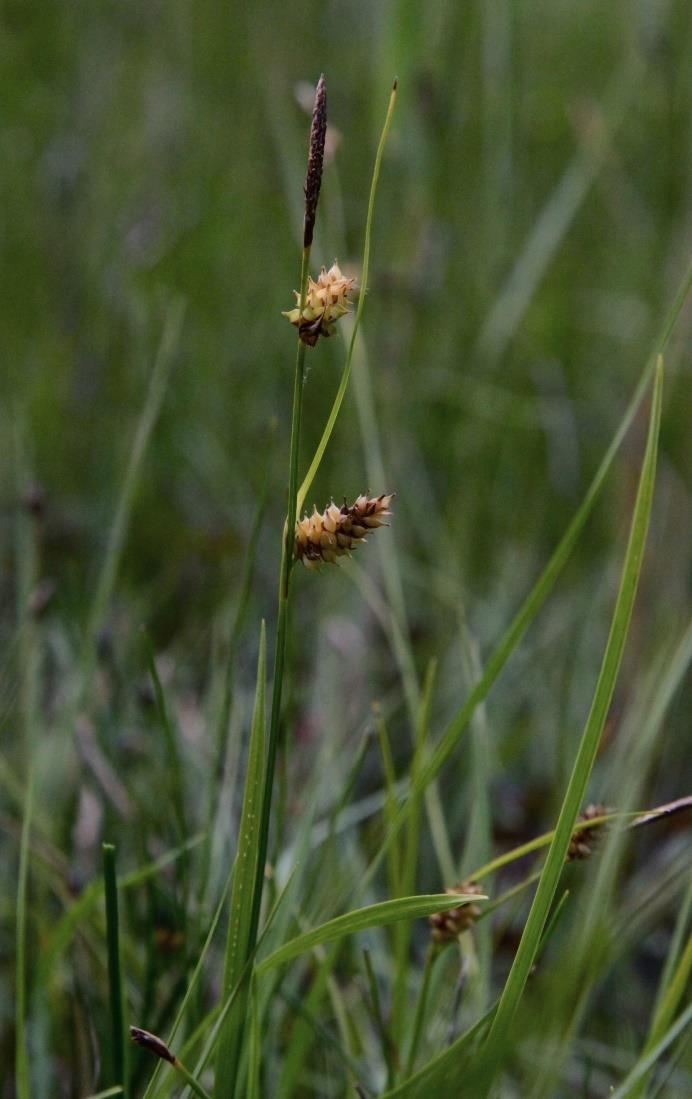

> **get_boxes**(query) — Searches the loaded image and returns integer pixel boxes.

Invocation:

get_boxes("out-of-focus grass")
[2,1,692,1095]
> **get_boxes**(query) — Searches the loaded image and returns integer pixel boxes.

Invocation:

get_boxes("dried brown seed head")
[294,493,394,568]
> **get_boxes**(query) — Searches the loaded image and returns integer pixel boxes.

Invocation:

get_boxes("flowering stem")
[245,244,309,967]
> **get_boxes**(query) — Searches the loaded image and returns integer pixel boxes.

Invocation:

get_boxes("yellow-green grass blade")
[472,359,663,1090]
[214,621,267,1096]
[255,894,485,977]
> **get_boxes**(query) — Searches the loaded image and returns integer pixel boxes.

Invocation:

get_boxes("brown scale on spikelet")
[283,261,356,346]
[428,881,485,945]
[294,493,393,569]
[567,803,610,861]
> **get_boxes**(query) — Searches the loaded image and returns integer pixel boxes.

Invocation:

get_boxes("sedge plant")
[10,54,692,1099]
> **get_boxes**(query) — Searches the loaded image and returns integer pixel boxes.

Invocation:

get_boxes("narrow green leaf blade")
[475,359,664,1087]
[256,894,484,977]
[214,621,267,1095]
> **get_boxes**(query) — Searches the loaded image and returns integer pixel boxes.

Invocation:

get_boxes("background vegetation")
[2,1,691,1096]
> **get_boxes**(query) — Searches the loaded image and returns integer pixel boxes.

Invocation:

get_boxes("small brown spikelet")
[567,803,610,861]
[304,74,327,248]
[429,881,485,945]
[283,262,356,346]
[129,1026,176,1064]
[294,493,393,569]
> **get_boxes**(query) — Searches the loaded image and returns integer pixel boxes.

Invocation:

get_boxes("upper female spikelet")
[283,262,356,346]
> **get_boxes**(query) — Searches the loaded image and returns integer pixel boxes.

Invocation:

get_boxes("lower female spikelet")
[294,493,394,569]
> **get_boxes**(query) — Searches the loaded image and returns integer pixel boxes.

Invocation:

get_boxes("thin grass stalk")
[244,249,309,967]
[103,844,129,1098]
[239,85,329,974]
[404,944,436,1076]
[214,622,267,1095]
[391,661,437,1054]
[39,835,203,993]
[363,947,397,1087]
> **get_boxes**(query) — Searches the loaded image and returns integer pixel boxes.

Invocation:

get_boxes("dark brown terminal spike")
[303,73,327,248]
[129,1025,176,1064]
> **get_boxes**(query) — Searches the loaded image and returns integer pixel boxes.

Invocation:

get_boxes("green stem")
[103,844,129,1098]
[174,1057,213,1099]
[245,246,310,969]
[404,944,437,1077]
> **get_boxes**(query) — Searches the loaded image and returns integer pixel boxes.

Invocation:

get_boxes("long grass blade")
[214,621,267,1096]
[256,893,485,977]
[474,358,663,1088]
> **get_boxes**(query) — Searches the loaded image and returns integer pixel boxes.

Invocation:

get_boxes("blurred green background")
[2,0,691,1092]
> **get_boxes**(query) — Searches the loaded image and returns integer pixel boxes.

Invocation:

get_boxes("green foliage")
[3,3,692,1097]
